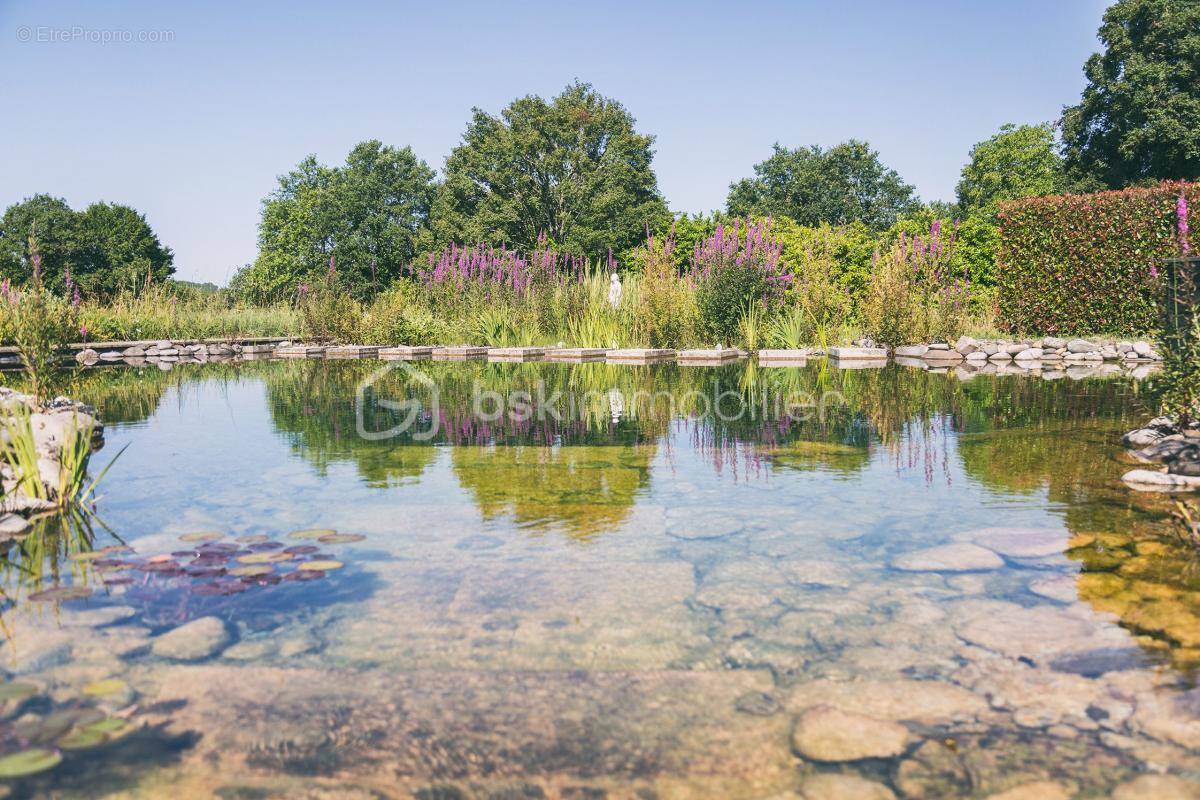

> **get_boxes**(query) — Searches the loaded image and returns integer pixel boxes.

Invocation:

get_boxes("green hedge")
[997,181,1197,336]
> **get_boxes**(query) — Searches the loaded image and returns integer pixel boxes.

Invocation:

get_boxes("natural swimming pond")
[1,358,1198,798]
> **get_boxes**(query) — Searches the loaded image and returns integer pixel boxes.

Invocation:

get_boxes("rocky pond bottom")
[0,359,1197,798]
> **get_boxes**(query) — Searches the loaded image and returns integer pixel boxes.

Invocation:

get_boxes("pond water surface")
[1,359,1199,798]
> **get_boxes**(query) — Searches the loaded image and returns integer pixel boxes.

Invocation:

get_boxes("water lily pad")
[235,534,269,544]
[283,569,325,581]
[229,565,273,577]
[85,717,129,734]
[0,748,62,777]
[58,729,106,750]
[289,528,336,540]
[82,679,128,697]
[198,542,238,552]
[28,586,93,602]
[317,533,365,544]
[242,573,281,586]
[191,582,225,596]
[236,552,289,565]
[248,541,284,551]
[102,576,133,586]
[299,560,343,572]
[171,550,200,558]
[68,551,107,562]
[185,566,226,578]
[142,561,181,572]
[179,531,223,542]
[283,545,319,555]
[0,682,38,702]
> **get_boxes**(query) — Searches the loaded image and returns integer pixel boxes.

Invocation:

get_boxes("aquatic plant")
[0,405,124,509]
[1171,501,1200,551]
[693,219,793,344]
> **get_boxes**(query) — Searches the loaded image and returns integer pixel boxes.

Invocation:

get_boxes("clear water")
[2,359,1199,798]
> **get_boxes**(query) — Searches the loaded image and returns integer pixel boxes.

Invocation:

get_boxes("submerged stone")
[151,616,232,661]
[798,773,896,799]
[790,706,909,761]
[891,543,1004,572]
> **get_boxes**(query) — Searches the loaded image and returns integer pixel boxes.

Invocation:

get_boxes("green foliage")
[241,140,435,301]
[631,233,697,348]
[298,268,362,343]
[781,225,856,342]
[889,211,1000,288]
[1154,314,1200,423]
[765,305,808,349]
[1062,0,1200,188]
[357,284,444,345]
[78,282,297,342]
[727,140,918,232]
[433,81,670,257]
[862,225,972,346]
[957,123,1069,215]
[0,195,173,297]
[696,260,768,344]
[774,218,874,302]
[997,182,1196,335]
[0,235,78,401]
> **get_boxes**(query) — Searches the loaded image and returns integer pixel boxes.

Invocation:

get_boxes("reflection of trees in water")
[450,444,656,541]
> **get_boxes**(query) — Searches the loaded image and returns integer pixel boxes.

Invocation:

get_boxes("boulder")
[790,707,910,762]
[799,774,896,800]
[954,336,979,355]
[151,617,231,661]
[1133,341,1153,357]
[892,543,1004,572]
[894,345,928,358]
[1122,468,1200,491]
[1042,336,1066,349]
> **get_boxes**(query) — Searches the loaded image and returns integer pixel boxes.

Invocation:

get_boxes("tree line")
[1,0,1195,301]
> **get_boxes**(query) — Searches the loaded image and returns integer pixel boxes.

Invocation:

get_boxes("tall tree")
[77,202,174,294]
[957,123,1069,215]
[432,81,670,256]
[727,140,918,232]
[0,195,87,292]
[1061,0,1200,187]
[243,140,436,300]
[0,195,172,295]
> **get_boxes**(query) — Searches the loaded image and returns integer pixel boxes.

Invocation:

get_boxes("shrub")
[0,233,78,401]
[785,226,855,344]
[357,284,444,345]
[862,222,972,346]
[693,219,792,344]
[997,181,1198,335]
[298,258,362,342]
[631,230,698,347]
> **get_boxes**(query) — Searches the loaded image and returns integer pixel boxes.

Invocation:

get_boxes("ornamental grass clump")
[862,221,971,347]
[693,219,792,345]
[631,228,698,348]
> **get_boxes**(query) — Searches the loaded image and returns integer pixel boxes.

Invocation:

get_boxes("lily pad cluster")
[28,529,363,606]
[0,679,133,781]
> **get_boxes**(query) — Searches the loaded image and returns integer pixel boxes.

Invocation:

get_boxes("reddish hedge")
[997,181,1197,335]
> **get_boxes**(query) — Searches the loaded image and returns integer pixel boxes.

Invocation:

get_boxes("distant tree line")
[1,0,1194,301]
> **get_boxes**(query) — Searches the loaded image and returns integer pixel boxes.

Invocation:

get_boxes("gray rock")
[894,345,928,358]
[1066,338,1098,353]
[1042,336,1066,349]
[799,774,896,800]
[151,616,231,661]
[954,336,979,355]
[1014,348,1043,361]
[1133,341,1153,357]
[891,543,1004,572]
[1131,437,1191,464]
[0,514,30,537]
[1122,468,1200,491]
[1111,775,1200,800]
[791,707,909,762]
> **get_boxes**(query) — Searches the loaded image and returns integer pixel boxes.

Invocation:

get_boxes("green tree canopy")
[1061,0,1200,187]
[0,194,173,296]
[238,140,435,301]
[956,123,1069,214]
[432,81,670,256]
[726,140,918,232]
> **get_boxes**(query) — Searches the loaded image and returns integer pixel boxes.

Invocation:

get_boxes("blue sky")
[0,0,1111,284]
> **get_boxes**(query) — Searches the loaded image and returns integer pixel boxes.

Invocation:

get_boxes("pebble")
[798,773,896,799]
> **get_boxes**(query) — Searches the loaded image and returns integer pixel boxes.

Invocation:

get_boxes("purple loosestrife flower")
[80,324,88,342]
[1179,193,1191,256]
[72,285,81,307]
[328,255,336,276]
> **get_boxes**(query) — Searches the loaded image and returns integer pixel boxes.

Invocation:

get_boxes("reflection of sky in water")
[4,360,1200,798]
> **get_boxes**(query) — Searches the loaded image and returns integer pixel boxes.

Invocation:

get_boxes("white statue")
[608,273,622,310]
